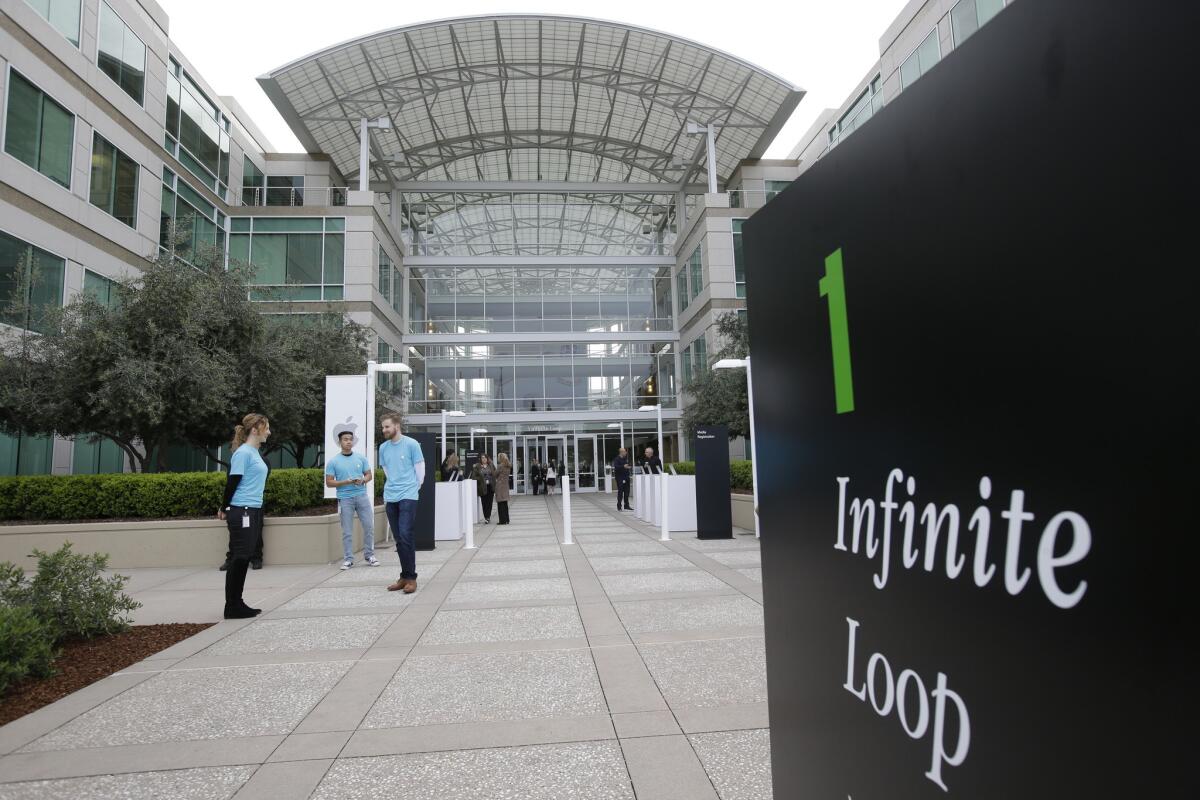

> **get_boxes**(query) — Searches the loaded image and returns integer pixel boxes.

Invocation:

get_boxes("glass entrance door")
[574,435,597,491]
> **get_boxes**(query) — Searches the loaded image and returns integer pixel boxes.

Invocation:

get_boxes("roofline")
[257,12,804,93]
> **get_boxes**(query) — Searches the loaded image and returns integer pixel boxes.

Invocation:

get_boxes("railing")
[407,396,678,414]
[409,318,676,334]
[232,187,349,208]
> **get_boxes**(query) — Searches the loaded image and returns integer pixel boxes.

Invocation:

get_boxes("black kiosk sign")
[693,426,732,539]
[743,0,1191,796]
[410,432,437,551]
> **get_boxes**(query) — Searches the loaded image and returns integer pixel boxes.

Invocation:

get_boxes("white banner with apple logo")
[323,375,369,500]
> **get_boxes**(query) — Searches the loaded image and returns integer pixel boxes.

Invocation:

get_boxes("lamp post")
[712,357,759,539]
[607,421,624,449]
[366,360,412,475]
[637,404,663,466]
[441,409,465,463]
[470,427,488,453]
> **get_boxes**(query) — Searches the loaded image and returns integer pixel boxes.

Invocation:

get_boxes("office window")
[24,0,80,46]
[952,0,1006,45]
[378,246,393,304]
[242,156,264,205]
[732,219,747,299]
[4,71,73,188]
[160,168,224,261]
[90,132,138,228]
[688,245,703,301]
[676,265,689,313]
[97,1,145,104]
[694,335,707,376]
[164,60,230,194]
[765,180,791,202]
[900,30,941,90]
[267,175,304,206]
[83,269,120,309]
[1,229,65,334]
[227,218,345,301]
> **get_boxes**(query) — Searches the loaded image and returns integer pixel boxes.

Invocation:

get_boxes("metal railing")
[232,187,349,208]
[409,317,675,334]
[408,395,678,414]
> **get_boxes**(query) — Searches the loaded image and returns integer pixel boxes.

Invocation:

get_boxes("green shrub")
[0,469,335,522]
[669,461,696,475]
[3,543,140,641]
[0,604,58,695]
[730,460,754,490]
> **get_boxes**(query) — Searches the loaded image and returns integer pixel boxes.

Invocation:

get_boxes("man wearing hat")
[325,423,379,569]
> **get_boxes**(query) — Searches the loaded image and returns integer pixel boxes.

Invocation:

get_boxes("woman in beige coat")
[495,452,512,525]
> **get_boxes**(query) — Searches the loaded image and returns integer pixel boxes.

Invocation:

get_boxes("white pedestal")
[635,475,648,522]
[434,483,463,540]
[649,475,662,526]
[604,475,613,493]
[665,475,697,532]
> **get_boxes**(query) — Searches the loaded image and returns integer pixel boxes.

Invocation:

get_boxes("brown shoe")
[402,578,417,594]
[387,579,406,592]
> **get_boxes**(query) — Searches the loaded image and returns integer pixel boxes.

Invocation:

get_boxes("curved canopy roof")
[259,14,803,188]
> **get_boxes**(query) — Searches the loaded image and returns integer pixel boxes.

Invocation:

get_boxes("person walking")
[613,447,632,511]
[545,460,557,495]
[530,461,542,495]
[378,412,424,594]
[495,452,512,524]
[325,427,378,569]
[473,453,497,523]
[641,446,663,475]
[218,413,270,619]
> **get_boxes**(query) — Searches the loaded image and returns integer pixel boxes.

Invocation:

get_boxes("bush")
[731,460,754,490]
[3,543,140,641]
[0,469,333,522]
[669,461,695,475]
[0,604,58,695]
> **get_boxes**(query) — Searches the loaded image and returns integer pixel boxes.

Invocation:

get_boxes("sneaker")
[340,558,353,570]
[366,555,380,566]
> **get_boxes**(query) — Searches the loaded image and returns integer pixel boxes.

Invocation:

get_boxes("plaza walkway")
[0,494,770,800]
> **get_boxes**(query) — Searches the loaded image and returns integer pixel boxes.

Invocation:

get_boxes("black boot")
[224,605,260,619]
[224,558,251,617]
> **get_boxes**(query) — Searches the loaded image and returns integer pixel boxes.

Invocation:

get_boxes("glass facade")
[409,266,671,334]
[900,30,941,90]
[97,1,145,104]
[733,219,747,299]
[1,229,65,333]
[266,176,304,206]
[24,0,80,46]
[377,245,401,313]
[165,58,231,195]
[89,131,138,227]
[952,0,1006,45]
[0,431,54,476]
[83,269,119,308]
[241,156,264,205]
[408,341,675,414]
[160,167,225,261]
[4,70,73,188]
[227,217,345,301]
[688,246,703,302]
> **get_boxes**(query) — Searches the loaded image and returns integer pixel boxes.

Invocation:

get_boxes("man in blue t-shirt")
[378,411,425,593]
[325,427,377,569]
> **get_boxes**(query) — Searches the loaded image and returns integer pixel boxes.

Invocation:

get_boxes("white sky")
[157,0,909,158]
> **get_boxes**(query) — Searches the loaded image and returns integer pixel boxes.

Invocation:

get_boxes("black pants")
[225,521,263,563]
[617,479,631,509]
[497,500,509,524]
[481,491,495,520]
[224,506,263,611]
[532,480,540,495]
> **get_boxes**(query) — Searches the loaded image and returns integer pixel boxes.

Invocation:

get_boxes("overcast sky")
[157,0,909,158]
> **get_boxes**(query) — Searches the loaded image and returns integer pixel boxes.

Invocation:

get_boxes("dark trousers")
[225,523,263,563]
[481,491,495,520]
[532,480,540,495]
[224,506,263,610]
[385,499,418,580]
[617,479,631,509]
[497,500,509,524]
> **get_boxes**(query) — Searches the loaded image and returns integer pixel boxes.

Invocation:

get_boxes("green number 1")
[818,248,855,414]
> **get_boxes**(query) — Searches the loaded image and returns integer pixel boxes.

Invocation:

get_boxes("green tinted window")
[0,229,65,333]
[97,2,144,104]
[252,218,323,233]
[89,132,138,227]
[4,71,74,188]
[25,0,80,46]
[324,234,344,284]
[325,217,345,232]
[231,217,251,232]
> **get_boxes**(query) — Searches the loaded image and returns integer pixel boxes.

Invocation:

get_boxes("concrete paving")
[0,493,769,800]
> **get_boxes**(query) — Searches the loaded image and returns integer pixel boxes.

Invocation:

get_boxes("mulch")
[0,623,213,727]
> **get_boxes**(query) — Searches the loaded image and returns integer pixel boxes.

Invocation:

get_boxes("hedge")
[0,468,338,522]
[668,460,751,490]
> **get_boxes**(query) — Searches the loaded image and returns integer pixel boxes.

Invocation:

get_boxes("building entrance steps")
[0,495,769,800]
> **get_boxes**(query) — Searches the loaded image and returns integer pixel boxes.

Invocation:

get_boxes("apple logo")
[333,416,359,447]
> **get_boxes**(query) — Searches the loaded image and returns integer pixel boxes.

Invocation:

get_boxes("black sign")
[410,432,437,551]
[744,0,1191,796]
[694,426,732,539]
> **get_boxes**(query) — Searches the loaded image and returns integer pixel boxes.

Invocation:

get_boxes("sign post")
[694,426,733,539]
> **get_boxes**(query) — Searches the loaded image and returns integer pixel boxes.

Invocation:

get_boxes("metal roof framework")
[259,14,803,252]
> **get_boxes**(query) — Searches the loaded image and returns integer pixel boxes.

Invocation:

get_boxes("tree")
[0,222,368,472]
[680,312,750,440]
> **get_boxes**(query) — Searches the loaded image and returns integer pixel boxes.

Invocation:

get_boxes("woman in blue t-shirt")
[218,413,271,619]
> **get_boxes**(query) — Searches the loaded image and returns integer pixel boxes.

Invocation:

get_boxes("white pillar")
[656,406,664,467]
[463,481,475,549]
[660,474,671,541]
[440,410,447,464]
[359,118,370,193]
[562,473,573,545]
[705,123,718,194]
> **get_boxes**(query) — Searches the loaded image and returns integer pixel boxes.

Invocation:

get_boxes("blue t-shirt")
[229,443,268,508]
[378,436,424,502]
[325,451,371,499]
